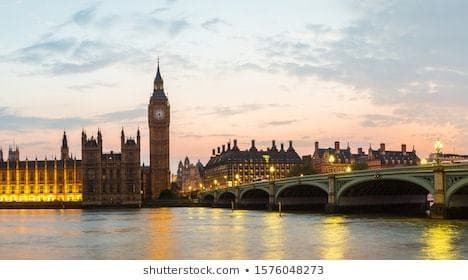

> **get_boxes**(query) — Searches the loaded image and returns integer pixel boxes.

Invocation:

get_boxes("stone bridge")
[198,164,468,218]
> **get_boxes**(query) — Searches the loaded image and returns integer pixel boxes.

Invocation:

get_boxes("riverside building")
[203,139,302,189]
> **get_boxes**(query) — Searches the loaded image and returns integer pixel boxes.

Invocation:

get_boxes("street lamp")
[345,166,352,173]
[269,165,276,181]
[328,154,336,173]
[235,173,240,186]
[434,139,443,165]
[213,179,218,189]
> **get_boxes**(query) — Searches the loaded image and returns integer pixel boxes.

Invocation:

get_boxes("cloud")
[250,0,468,137]
[176,133,236,139]
[201,18,230,32]
[96,106,146,123]
[168,19,190,35]
[0,106,92,131]
[150,7,169,14]
[0,105,147,131]
[10,37,141,75]
[3,4,191,75]
[203,103,285,117]
[72,5,99,25]
[258,1,468,107]
[68,81,117,92]
[359,114,403,127]
[264,119,298,126]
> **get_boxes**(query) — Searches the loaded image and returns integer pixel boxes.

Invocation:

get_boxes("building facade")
[147,62,171,200]
[203,139,302,189]
[312,141,420,173]
[81,129,141,206]
[0,133,82,202]
[176,157,204,193]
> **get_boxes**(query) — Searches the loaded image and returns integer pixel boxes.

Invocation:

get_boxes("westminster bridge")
[199,164,468,217]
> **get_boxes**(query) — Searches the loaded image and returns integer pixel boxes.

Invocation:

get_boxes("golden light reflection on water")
[320,216,348,259]
[145,208,175,259]
[218,210,248,259]
[261,213,286,259]
[421,223,459,259]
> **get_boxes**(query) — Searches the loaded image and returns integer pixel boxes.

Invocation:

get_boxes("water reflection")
[260,213,285,259]
[2,208,468,259]
[320,216,348,259]
[145,208,175,259]
[421,223,459,259]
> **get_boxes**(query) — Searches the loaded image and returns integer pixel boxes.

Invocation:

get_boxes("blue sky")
[1,0,468,171]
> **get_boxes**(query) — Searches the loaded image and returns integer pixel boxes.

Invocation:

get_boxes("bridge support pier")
[430,166,447,218]
[325,203,338,213]
[326,174,337,213]
[268,194,275,211]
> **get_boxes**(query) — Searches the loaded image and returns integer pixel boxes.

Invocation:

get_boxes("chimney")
[358,147,363,155]
[222,145,226,153]
[288,140,293,151]
[280,143,284,151]
[217,147,221,154]
[212,149,215,156]
[380,143,385,154]
[227,142,231,150]
[401,144,407,155]
[251,140,255,148]
[233,139,238,148]
[335,141,340,152]
[315,141,319,151]
[272,140,276,148]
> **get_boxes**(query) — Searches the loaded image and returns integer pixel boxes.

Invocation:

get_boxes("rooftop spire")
[62,131,68,148]
[154,57,164,91]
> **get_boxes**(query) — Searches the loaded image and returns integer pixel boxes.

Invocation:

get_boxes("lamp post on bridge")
[325,153,337,213]
[434,139,443,166]
[431,139,446,218]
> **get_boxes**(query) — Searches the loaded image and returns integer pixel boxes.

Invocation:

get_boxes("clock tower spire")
[147,59,170,201]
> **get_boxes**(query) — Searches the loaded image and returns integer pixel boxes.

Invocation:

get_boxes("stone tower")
[61,131,69,160]
[81,130,103,202]
[147,60,170,200]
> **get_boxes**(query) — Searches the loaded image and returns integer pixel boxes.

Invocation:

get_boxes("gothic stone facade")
[0,132,82,202]
[147,62,171,200]
[81,129,141,206]
[176,157,204,193]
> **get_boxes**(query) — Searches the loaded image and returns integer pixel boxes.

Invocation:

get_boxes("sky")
[1,0,468,172]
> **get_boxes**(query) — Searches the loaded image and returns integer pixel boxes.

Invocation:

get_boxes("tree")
[287,161,315,177]
[159,189,178,200]
[352,160,369,170]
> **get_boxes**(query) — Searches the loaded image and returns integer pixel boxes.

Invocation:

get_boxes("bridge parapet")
[197,163,468,217]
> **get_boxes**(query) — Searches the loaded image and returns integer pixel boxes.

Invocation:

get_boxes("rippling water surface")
[1,208,468,259]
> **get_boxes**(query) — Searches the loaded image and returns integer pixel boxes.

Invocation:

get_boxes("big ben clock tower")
[148,61,170,200]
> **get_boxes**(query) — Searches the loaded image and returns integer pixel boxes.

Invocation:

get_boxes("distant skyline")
[1,0,468,172]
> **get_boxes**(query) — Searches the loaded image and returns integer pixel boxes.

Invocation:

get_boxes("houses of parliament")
[0,63,170,206]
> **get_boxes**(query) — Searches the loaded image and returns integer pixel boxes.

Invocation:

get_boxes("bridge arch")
[201,193,215,203]
[216,190,237,202]
[446,178,468,208]
[239,188,270,209]
[337,175,434,200]
[336,175,433,214]
[275,182,328,200]
[275,182,328,210]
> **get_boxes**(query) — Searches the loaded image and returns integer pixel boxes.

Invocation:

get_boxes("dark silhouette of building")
[81,129,141,206]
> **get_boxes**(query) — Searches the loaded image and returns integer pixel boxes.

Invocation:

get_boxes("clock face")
[154,109,165,120]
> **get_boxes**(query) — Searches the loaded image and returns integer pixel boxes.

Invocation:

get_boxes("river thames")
[0,207,467,259]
